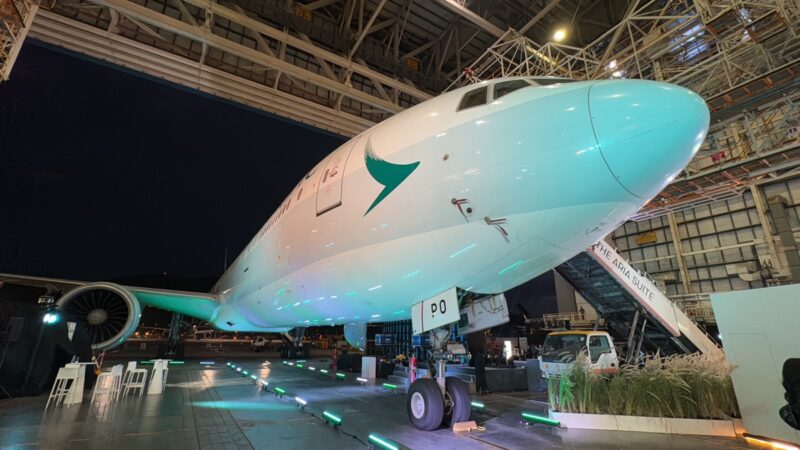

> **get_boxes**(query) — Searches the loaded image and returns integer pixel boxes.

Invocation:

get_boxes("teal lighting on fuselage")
[401,270,420,279]
[499,259,524,275]
[449,243,477,258]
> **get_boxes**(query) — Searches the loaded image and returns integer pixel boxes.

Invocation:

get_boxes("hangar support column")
[667,212,693,295]
[751,185,786,278]
[767,195,800,281]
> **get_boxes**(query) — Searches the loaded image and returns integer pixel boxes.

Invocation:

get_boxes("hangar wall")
[612,176,800,297]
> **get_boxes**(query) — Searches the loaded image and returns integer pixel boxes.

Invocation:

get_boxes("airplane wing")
[0,273,219,322]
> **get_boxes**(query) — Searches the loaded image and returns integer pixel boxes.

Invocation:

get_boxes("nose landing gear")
[407,378,444,430]
[405,328,472,430]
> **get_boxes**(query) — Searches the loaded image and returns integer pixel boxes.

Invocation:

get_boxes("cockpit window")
[457,86,488,111]
[493,79,533,100]
[530,77,576,86]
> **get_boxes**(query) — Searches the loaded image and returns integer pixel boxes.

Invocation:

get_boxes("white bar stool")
[91,364,123,403]
[147,360,170,395]
[121,362,148,397]
[45,366,80,411]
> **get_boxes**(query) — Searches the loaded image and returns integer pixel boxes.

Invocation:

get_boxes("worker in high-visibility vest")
[409,355,417,383]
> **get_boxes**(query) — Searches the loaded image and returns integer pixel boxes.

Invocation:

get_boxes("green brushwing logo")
[364,138,420,216]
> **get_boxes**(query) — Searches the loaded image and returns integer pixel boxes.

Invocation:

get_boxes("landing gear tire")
[406,378,445,431]
[443,377,471,427]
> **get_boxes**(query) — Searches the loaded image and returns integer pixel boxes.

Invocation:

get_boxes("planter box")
[551,411,738,437]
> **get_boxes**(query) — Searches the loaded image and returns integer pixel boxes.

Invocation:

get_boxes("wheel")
[443,377,471,427]
[406,378,445,431]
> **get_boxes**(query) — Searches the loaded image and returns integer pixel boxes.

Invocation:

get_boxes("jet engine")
[56,283,142,351]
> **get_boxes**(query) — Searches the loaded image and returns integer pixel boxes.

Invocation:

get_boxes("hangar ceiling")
[2,0,800,218]
[6,0,631,135]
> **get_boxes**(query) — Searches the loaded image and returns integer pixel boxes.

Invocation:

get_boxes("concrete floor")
[0,357,760,449]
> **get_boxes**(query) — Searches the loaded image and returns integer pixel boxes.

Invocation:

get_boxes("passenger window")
[493,79,533,99]
[457,86,488,111]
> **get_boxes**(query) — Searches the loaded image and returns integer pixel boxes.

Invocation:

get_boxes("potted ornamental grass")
[547,351,741,436]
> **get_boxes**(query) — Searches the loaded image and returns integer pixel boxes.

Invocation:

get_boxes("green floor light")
[470,401,485,410]
[320,369,329,374]
[368,433,399,450]
[336,373,345,380]
[521,412,560,427]
[382,383,398,390]
[274,387,286,397]
[296,363,304,368]
[322,410,342,426]
[250,375,258,381]
[242,370,250,376]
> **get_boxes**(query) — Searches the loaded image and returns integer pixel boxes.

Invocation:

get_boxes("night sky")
[0,43,345,283]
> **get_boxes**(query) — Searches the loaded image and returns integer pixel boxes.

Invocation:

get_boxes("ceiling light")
[552,28,567,42]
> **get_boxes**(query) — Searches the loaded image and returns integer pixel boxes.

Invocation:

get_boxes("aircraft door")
[316,136,362,215]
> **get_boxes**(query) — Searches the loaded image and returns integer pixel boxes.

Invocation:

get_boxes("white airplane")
[1,75,709,430]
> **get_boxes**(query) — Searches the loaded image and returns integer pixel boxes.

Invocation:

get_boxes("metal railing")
[541,312,605,329]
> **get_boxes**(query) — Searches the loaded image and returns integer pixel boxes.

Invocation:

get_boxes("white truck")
[538,330,619,378]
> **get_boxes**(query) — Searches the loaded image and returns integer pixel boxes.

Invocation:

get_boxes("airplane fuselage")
[208,77,709,331]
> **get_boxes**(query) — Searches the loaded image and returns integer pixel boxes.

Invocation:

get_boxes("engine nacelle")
[56,283,142,351]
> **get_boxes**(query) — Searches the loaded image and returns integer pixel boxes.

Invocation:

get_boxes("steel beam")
[0,1,39,82]
[667,212,693,294]
[518,0,562,35]
[435,0,504,38]
[349,0,388,58]
[30,9,373,136]
[106,0,432,102]
[751,184,785,276]
[85,0,404,113]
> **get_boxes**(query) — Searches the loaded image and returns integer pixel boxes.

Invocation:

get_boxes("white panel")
[718,231,737,246]
[711,286,800,443]
[714,215,734,232]
[727,195,746,210]
[710,201,729,215]
[695,205,712,219]
[709,265,728,278]
[411,287,460,335]
[731,210,751,228]
[698,219,716,235]
[711,279,732,291]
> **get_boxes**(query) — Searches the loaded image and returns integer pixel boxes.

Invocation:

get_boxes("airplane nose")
[589,79,710,199]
